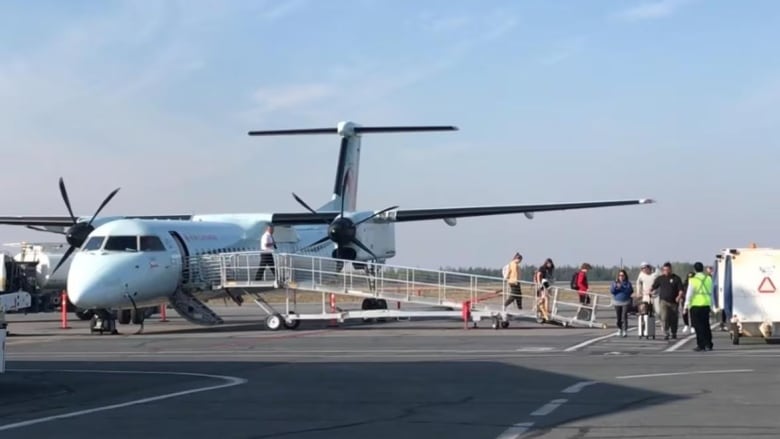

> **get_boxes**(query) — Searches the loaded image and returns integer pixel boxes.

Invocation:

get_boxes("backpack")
[570,271,579,290]
[502,264,509,279]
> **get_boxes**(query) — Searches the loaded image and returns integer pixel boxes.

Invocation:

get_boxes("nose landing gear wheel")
[266,314,283,331]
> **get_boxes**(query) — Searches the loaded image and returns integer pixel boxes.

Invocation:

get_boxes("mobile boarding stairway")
[188,252,614,331]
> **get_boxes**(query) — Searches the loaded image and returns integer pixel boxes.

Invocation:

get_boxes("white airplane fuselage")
[66,214,394,310]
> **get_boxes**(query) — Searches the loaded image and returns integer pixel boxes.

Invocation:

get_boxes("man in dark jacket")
[652,262,685,340]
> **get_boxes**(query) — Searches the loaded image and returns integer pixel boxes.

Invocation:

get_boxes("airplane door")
[169,231,190,284]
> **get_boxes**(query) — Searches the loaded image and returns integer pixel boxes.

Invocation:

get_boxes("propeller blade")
[351,237,377,261]
[58,177,77,224]
[50,245,76,276]
[292,192,318,215]
[354,205,399,227]
[87,187,120,227]
[26,225,66,235]
[298,236,330,253]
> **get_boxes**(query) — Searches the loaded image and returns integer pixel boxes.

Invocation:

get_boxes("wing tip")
[639,198,656,204]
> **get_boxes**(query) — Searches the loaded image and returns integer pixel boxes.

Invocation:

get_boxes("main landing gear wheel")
[283,312,300,330]
[266,314,283,331]
[501,321,510,329]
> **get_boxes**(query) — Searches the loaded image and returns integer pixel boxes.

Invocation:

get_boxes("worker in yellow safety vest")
[684,262,714,351]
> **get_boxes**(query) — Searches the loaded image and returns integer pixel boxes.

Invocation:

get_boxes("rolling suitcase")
[638,302,656,339]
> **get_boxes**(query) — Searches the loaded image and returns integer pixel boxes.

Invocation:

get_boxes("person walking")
[256,224,277,281]
[651,262,685,340]
[534,258,555,320]
[681,271,695,334]
[635,262,659,314]
[610,269,634,337]
[573,263,592,305]
[684,262,714,351]
[503,253,523,310]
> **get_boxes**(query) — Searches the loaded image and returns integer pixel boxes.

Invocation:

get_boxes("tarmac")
[2,304,780,438]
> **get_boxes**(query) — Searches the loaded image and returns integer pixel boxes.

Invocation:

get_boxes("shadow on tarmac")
[0,359,686,439]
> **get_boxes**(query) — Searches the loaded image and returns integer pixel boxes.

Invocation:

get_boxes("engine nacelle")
[353,220,396,261]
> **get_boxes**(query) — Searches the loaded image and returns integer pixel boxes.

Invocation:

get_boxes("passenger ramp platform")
[206,252,614,331]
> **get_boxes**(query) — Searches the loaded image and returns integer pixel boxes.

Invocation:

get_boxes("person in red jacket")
[575,263,592,305]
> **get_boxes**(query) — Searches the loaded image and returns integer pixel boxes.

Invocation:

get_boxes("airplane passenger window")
[140,236,166,251]
[82,236,105,251]
[104,236,138,251]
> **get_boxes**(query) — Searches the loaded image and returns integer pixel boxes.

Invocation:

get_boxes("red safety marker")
[328,293,337,327]
[461,300,471,330]
[159,304,169,322]
[60,290,70,329]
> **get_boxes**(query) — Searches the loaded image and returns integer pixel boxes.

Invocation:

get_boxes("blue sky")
[0,0,778,269]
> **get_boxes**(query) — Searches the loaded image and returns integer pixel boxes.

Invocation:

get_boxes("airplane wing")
[0,215,193,227]
[391,199,654,222]
[269,199,654,225]
[0,216,75,227]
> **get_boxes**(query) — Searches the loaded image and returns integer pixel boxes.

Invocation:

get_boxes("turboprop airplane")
[0,122,654,331]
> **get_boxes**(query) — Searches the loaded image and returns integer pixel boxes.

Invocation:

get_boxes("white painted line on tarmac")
[561,380,597,394]
[664,323,719,352]
[494,380,599,438]
[0,369,247,432]
[563,327,635,352]
[495,422,534,439]
[616,369,754,380]
[515,347,555,352]
[530,398,568,416]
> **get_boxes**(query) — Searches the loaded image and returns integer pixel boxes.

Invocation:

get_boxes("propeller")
[49,177,120,276]
[292,180,397,261]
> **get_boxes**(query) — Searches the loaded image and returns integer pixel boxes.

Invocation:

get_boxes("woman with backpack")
[610,269,634,337]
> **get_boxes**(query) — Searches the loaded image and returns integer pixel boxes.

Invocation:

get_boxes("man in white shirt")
[256,225,277,281]
[635,262,659,314]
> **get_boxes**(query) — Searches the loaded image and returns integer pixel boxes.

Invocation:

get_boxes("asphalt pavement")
[2,306,779,438]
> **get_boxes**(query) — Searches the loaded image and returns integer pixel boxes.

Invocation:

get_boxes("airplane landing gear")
[89,309,118,335]
[75,309,94,321]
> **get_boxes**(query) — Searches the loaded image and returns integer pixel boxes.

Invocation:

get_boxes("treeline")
[436,262,699,282]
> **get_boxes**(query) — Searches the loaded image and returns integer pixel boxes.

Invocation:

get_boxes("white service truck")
[1,290,32,374]
[714,246,780,345]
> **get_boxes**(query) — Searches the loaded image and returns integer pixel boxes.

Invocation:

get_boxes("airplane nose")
[67,255,123,309]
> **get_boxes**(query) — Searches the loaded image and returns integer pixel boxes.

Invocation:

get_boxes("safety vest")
[689,273,713,307]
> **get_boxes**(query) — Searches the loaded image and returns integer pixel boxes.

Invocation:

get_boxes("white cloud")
[239,9,518,122]
[251,83,337,112]
[613,0,692,22]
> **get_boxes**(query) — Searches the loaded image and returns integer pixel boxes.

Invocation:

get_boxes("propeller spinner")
[48,177,120,276]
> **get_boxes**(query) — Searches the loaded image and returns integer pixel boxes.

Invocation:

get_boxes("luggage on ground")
[637,301,656,339]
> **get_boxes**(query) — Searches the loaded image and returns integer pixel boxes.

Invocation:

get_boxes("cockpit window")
[82,236,105,251]
[104,236,138,252]
[140,236,165,251]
